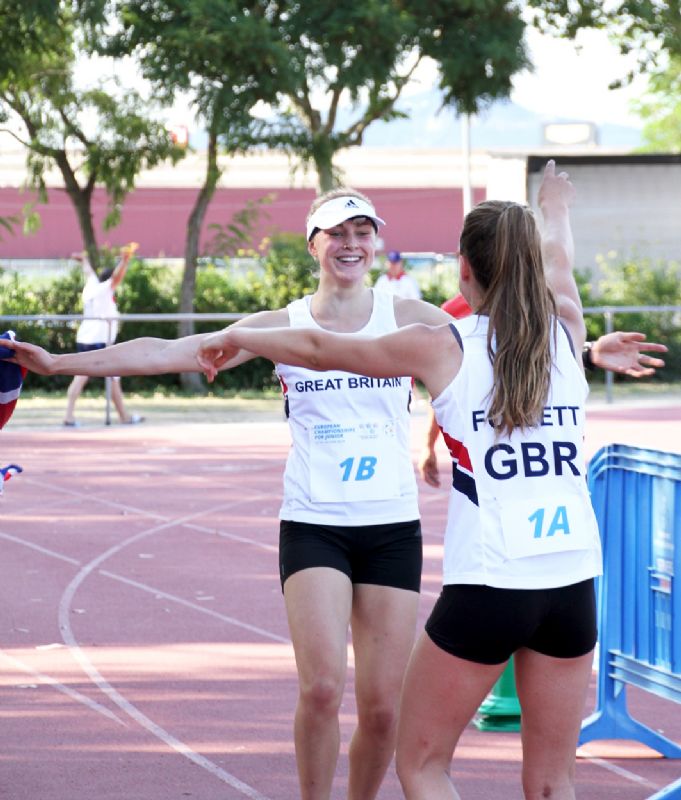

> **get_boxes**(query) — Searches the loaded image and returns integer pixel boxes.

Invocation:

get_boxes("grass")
[8,380,680,430]
[10,388,286,428]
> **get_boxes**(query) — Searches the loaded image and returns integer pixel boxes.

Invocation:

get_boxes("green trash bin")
[474,657,521,732]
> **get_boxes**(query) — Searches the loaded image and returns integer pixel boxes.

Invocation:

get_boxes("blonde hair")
[459,200,557,437]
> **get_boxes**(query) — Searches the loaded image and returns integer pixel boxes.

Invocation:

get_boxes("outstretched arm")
[4,334,210,377]
[1,308,291,378]
[197,323,460,400]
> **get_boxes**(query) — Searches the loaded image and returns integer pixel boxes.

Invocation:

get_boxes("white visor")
[306,196,385,240]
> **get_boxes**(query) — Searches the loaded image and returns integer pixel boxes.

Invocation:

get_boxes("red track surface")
[1,401,680,799]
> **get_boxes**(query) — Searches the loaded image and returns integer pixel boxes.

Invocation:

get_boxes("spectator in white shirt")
[374,251,421,299]
[63,245,144,427]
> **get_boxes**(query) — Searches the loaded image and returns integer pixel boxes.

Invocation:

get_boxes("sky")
[510,27,648,129]
[85,24,651,146]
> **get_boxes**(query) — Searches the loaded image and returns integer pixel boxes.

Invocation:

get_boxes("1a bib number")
[499,493,597,559]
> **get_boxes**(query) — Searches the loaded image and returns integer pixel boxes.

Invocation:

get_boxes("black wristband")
[582,341,595,371]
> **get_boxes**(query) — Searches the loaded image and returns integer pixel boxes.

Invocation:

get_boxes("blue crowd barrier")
[580,444,681,799]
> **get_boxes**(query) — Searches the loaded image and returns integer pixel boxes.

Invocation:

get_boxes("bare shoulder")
[411,322,463,399]
[393,297,451,327]
[231,307,291,330]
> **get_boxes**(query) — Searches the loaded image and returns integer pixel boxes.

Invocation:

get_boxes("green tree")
[83,0,529,363]
[250,0,529,191]
[0,3,183,270]
[0,0,61,78]
[527,1,681,83]
[634,57,681,152]
[86,0,530,195]
[81,0,293,388]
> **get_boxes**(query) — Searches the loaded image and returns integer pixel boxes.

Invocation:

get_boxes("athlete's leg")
[514,647,594,800]
[347,583,419,800]
[396,632,506,799]
[110,376,132,422]
[284,567,353,800]
[63,374,89,423]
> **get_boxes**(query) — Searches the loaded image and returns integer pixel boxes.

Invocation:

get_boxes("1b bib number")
[309,421,399,503]
[340,456,377,482]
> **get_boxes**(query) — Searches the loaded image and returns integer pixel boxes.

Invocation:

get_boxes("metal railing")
[0,313,249,425]
[584,306,680,403]
[1,307,679,420]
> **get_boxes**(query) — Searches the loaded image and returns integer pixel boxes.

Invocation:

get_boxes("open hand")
[592,332,667,377]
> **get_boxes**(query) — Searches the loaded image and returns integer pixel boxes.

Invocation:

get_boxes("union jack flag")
[0,330,26,430]
[0,463,22,494]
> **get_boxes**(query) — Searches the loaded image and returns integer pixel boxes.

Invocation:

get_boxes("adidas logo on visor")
[305,195,386,240]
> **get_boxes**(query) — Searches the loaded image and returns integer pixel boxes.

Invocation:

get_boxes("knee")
[395,749,426,797]
[395,752,412,792]
[522,774,574,799]
[299,675,343,719]
[358,698,398,741]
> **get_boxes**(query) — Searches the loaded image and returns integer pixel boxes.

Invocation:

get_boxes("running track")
[1,400,680,799]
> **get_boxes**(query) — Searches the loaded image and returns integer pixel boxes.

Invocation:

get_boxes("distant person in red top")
[374,251,422,300]
[418,293,668,487]
[440,293,472,319]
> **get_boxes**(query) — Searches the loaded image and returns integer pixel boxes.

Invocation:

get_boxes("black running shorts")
[425,579,597,664]
[76,343,106,352]
[279,519,422,592]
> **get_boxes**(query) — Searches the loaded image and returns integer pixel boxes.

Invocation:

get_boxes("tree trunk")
[315,154,335,194]
[56,151,99,269]
[178,127,222,392]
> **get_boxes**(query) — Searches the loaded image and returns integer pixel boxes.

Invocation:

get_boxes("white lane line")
[9,486,662,795]
[19,477,281,553]
[22,477,168,520]
[579,756,661,789]
[58,501,274,800]
[0,530,81,565]
[98,570,290,644]
[0,650,126,725]
[182,522,279,552]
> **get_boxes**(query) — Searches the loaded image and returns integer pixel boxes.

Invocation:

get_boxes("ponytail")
[460,201,556,437]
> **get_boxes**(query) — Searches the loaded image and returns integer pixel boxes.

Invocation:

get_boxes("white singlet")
[276,291,419,525]
[374,272,421,300]
[76,274,119,345]
[432,315,602,590]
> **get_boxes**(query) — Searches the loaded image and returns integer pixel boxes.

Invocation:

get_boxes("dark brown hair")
[459,200,557,436]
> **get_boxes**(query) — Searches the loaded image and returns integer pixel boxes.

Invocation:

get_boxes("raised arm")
[109,242,138,291]
[537,160,585,351]
[74,251,96,280]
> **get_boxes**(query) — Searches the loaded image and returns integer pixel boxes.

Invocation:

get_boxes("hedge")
[2,240,680,391]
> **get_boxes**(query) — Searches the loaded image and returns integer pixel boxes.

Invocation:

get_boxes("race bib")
[499,492,598,560]
[309,420,400,503]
